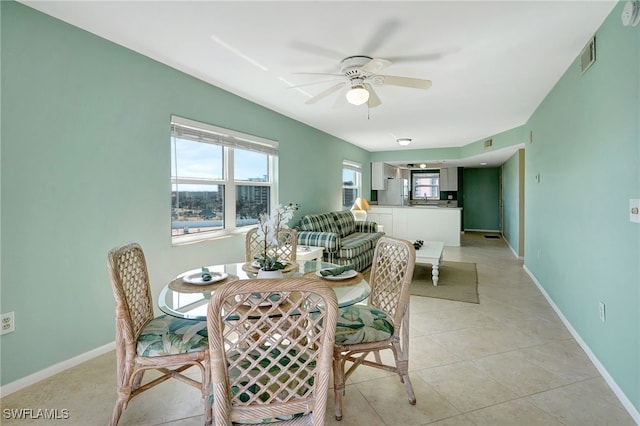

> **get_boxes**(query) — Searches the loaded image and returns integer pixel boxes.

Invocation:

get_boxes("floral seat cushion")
[335,305,394,345]
[137,315,208,357]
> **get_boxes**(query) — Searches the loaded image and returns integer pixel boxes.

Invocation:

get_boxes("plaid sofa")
[296,210,384,272]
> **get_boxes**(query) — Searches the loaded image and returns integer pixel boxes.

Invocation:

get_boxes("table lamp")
[350,197,370,222]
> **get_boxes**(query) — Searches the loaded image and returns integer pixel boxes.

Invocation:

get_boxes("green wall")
[524,2,639,414]
[0,2,370,385]
[502,149,524,256]
[462,168,501,231]
[2,2,639,417]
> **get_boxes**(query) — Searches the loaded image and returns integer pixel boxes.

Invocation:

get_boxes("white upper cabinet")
[440,167,458,191]
[371,162,387,190]
[371,162,400,190]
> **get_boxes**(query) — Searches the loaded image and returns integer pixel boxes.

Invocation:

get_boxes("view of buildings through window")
[171,117,276,239]
[412,171,440,200]
[342,161,362,210]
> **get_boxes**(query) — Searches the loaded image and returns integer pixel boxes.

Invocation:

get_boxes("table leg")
[432,261,440,286]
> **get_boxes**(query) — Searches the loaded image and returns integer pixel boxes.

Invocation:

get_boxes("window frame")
[342,160,362,210]
[411,170,440,200]
[171,116,278,245]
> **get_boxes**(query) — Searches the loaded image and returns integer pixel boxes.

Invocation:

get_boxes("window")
[342,160,362,210]
[171,116,278,243]
[412,171,440,200]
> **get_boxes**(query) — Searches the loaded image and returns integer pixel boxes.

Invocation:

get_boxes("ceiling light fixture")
[397,138,412,146]
[346,85,369,105]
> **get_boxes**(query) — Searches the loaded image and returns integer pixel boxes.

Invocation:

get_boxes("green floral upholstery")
[137,315,208,357]
[335,305,394,345]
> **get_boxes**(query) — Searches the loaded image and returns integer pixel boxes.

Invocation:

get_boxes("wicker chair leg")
[110,399,126,426]
[332,350,346,421]
[201,358,212,425]
[132,370,144,389]
[402,374,417,405]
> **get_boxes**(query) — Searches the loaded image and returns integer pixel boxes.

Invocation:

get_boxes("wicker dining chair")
[332,236,416,421]
[107,243,212,426]
[245,227,297,263]
[206,277,338,426]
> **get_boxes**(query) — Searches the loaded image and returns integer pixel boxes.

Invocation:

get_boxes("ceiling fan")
[298,55,432,108]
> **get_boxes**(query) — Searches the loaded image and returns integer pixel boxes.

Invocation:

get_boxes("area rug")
[410,261,479,304]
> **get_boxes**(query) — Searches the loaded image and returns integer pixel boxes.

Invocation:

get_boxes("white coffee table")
[414,241,444,286]
[296,245,324,262]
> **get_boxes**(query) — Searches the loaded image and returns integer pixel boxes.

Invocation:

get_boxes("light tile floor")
[1,232,635,425]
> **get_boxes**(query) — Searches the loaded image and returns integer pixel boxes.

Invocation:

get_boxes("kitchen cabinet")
[371,162,400,190]
[440,167,458,191]
[371,162,387,190]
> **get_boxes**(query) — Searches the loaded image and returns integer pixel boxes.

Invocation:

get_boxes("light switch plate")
[630,199,640,223]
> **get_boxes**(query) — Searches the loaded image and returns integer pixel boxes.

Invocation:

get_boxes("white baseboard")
[523,265,640,425]
[0,341,115,398]
[502,234,523,260]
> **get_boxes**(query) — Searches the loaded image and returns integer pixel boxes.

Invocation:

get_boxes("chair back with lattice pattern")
[207,278,337,426]
[245,227,298,263]
[367,237,416,331]
[107,243,155,343]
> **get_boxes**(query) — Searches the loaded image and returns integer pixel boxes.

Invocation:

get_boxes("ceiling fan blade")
[287,78,345,89]
[379,75,432,90]
[361,58,392,74]
[305,83,345,104]
[332,89,348,109]
[290,41,346,60]
[360,19,402,55]
[385,52,444,63]
[364,84,382,108]
[292,72,344,77]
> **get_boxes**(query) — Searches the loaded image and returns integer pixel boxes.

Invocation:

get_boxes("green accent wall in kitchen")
[462,168,501,231]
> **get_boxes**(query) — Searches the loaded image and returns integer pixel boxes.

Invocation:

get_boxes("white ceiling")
[21,0,616,167]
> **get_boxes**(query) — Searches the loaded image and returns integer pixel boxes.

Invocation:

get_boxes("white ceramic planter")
[256,269,283,279]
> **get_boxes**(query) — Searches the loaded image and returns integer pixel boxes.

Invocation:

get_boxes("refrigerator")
[378,178,409,206]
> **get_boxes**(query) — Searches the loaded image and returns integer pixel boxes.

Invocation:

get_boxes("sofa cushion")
[330,250,375,273]
[331,211,356,237]
[299,212,340,234]
[296,231,340,252]
[338,232,377,259]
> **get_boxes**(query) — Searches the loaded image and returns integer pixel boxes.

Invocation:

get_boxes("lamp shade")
[354,197,370,210]
[346,86,370,105]
[350,197,370,222]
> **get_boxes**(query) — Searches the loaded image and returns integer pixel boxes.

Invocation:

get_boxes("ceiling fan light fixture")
[346,85,369,105]
[397,138,412,146]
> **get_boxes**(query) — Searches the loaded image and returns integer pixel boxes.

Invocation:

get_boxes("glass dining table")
[158,260,371,320]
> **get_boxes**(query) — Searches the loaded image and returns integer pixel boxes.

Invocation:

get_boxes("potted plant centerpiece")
[254,203,299,278]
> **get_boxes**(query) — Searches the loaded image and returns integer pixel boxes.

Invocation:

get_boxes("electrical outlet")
[599,302,606,323]
[1,312,15,335]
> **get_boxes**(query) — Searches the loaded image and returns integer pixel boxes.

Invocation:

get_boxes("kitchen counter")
[368,205,461,246]
[372,204,462,209]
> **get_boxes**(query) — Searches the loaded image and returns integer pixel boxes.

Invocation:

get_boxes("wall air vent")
[580,36,596,74]
[484,139,493,148]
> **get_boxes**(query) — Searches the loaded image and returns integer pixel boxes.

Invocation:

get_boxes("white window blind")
[171,115,278,156]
